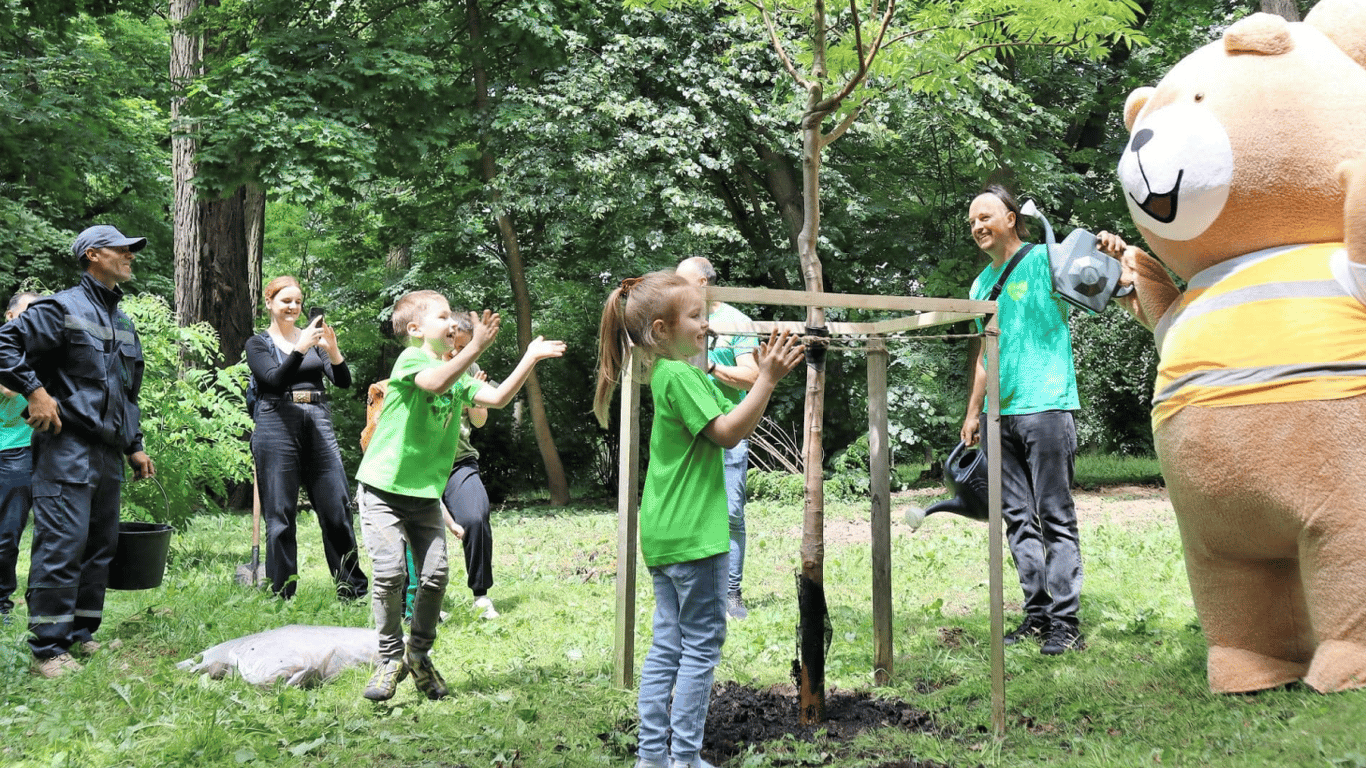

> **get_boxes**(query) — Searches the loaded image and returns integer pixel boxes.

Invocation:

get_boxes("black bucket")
[108,521,173,590]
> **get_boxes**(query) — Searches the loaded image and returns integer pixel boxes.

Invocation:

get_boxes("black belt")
[261,390,326,404]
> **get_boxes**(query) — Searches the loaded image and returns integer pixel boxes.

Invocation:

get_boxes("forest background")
[0,0,1312,511]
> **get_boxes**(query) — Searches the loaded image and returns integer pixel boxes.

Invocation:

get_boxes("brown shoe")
[33,653,83,678]
[74,640,102,656]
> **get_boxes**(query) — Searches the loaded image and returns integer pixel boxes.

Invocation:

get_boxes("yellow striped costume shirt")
[1152,242,1366,430]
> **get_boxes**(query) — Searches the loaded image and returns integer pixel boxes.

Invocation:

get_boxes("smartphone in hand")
[308,307,326,324]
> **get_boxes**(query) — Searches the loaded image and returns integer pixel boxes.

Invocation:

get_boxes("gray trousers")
[993,410,1082,625]
[357,483,448,660]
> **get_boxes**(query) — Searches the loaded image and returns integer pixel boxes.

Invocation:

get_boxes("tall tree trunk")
[794,0,832,718]
[1260,0,1300,21]
[244,182,265,317]
[170,0,252,361]
[468,0,570,506]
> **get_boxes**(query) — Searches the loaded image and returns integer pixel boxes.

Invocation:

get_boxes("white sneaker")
[670,758,716,768]
[635,759,668,768]
[474,596,499,619]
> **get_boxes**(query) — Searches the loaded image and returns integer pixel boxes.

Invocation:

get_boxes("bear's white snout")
[1117,103,1233,242]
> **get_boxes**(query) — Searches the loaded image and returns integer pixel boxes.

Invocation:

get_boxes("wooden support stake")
[984,318,1006,736]
[613,349,643,689]
[867,337,893,686]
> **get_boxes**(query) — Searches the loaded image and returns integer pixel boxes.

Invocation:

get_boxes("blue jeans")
[637,552,727,766]
[0,446,32,613]
[723,439,748,594]
[992,411,1082,625]
[357,483,448,660]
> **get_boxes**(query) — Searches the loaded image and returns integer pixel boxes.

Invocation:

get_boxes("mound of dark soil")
[702,681,951,767]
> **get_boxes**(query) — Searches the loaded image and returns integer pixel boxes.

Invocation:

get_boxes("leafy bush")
[745,469,806,504]
[825,434,910,502]
[119,294,254,530]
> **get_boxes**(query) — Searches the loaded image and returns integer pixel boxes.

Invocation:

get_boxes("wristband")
[707,362,716,375]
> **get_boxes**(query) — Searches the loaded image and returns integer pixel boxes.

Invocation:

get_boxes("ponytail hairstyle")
[593,270,698,428]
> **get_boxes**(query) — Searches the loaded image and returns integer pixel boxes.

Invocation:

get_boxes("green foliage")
[0,9,172,297]
[746,469,806,504]
[1071,307,1160,454]
[119,294,254,530]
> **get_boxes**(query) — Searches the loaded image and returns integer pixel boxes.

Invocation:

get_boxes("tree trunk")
[468,0,570,505]
[796,80,831,726]
[244,182,265,317]
[170,0,252,362]
[1260,0,1300,21]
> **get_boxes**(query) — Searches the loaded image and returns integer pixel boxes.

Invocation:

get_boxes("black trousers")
[26,433,121,658]
[251,399,368,599]
[442,458,492,595]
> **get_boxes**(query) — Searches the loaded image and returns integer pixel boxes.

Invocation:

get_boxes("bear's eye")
[1194,92,1204,102]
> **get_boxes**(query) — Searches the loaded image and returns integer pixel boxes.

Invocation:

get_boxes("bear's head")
[1118,0,1366,281]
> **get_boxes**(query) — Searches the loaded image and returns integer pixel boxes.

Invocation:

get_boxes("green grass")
[1,486,1363,768]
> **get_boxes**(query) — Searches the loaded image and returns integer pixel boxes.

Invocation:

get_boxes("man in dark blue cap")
[0,224,156,678]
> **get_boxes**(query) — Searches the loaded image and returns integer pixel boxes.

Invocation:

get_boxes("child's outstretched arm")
[703,329,803,448]
[472,335,567,409]
[416,310,500,393]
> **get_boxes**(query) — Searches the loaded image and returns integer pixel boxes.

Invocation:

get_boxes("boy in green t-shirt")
[355,291,564,701]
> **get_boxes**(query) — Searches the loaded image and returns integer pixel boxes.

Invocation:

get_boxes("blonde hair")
[593,271,698,428]
[263,275,300,305]
[391,290,446,339]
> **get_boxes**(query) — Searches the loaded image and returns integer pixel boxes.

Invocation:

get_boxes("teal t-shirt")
[707,302,757,406]
[0,392,30,452]
[969,244,1079,415]
[356,346,482,498]
[639,358,732,567]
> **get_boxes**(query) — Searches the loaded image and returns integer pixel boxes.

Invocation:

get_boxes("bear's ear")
[1123,87,1154,132]
[1224,12,1294,55]
[1306,0,1366,70]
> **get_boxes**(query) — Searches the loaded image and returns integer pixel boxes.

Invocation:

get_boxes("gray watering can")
[1019,199,1132,314]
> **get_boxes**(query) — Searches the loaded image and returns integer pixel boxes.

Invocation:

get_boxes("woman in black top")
[247,276,368,600]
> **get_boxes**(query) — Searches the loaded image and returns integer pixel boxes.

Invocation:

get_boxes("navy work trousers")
[26,433,122,658]
[251,399,368,599]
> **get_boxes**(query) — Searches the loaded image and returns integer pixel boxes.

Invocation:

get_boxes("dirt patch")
[796,485,1174,546]
[701,681,951,767]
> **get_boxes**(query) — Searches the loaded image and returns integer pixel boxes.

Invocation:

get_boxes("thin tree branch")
[746,0,814,89]
[813,0,895,113]
[819,106,861,148]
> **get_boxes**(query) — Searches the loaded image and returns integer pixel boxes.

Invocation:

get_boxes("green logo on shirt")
[1007,281,1028,301]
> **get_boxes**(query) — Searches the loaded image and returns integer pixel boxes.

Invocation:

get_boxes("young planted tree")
[641,0,1144,721]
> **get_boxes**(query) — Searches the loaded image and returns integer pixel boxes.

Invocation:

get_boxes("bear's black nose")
[1130,128,1154,153]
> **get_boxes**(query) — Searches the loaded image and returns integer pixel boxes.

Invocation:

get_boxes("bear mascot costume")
[1113,0,1366,693]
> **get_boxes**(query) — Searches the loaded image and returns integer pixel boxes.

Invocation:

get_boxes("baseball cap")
[71,225,148,259]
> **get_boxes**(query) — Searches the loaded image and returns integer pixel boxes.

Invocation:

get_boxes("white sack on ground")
[176,624,379,687]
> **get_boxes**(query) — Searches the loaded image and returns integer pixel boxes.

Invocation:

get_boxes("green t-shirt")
[639,358,732,567]
[0,391,30,452]
[356,346,482,498]
[453,362,481,463]
[707,302,757,406]
[969,244,1079,415]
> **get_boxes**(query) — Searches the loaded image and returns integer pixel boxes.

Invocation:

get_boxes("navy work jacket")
[0,273,145,456]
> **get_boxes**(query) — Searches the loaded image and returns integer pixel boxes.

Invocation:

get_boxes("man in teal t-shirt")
[676,257,759,620]
[0,291,38,618]
[959,185,1083,656]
